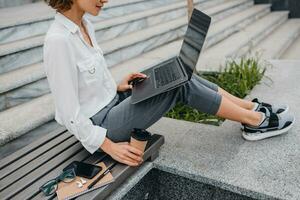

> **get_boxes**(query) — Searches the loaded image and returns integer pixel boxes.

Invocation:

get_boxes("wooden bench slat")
[14,152,107,200]
[0,136,78,191]
[0,131,72,180]
[0,126,67,170]
[1,142,84,199]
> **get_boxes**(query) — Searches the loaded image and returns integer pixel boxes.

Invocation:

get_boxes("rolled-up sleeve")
[43,35,106,154]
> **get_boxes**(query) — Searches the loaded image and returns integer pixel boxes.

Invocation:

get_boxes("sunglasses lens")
[61,168,76,183]
[40,179,58,196]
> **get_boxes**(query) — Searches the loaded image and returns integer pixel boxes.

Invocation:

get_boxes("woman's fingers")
[119,153,140,165]
[138,73,147,78]
[130,72,147,79]
[126,145,143,156]
[135,72,147,77]
[125,72,147,83]
[115,155,139,166]
[109,142,143,167]
[122,146,143,164]
[125,151,143,162]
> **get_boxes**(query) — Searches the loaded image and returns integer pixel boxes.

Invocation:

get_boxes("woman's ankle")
[247,102,257,110]
[246,111,264,127]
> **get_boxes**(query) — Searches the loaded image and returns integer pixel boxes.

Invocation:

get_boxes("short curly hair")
[44,0,74,12]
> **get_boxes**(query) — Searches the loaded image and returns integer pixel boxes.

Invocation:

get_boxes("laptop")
[130,8,211,104]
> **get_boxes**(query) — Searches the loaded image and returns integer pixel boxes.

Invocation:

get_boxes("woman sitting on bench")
[43,0,294,167]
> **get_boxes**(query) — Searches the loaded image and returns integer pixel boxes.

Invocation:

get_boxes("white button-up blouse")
[43,11,117,154]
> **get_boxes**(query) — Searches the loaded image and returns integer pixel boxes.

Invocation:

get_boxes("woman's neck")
[61,5,85,28]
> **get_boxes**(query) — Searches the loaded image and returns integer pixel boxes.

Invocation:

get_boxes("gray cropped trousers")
[90,73,222,142]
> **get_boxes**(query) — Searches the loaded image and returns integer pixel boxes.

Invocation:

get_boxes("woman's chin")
[87,10,100,16]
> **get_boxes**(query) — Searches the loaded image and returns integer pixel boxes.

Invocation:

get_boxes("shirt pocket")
[76,56,103,85]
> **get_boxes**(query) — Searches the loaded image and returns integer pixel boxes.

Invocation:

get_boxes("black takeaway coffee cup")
[130,128,151,152]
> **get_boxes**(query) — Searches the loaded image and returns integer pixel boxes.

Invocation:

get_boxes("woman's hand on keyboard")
[117,72,147,92]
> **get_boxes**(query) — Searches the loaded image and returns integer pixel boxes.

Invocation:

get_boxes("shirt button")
[88,67,95,74]
[70,120,74,124]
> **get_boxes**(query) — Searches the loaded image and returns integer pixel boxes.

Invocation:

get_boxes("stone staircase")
[0,0,300,149]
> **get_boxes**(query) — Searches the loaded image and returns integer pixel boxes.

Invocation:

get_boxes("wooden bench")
[0,126,164,200]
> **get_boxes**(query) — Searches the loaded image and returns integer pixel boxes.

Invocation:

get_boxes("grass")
[164,56,268,126]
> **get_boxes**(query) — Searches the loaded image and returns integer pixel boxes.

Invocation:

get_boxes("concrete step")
[281,35,300,60]
[196,11,289,72]
[249,19,300,60]
[0,63,43,94]
[0,0,174,44]
[203,3,269,49]
[0,0,41,8]
[0,3,273,145]
[0,2,267,112]
[0,0,248,75]
[94,0,234,43]
[0,94,54,146]
[87,0,184,21]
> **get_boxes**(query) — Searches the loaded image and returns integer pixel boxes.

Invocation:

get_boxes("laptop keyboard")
[154,61,181,88]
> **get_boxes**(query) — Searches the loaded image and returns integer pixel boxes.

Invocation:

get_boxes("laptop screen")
[179,9,211,79]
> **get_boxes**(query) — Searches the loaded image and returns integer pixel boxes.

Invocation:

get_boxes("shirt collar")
[54,11,89,34]
[54,11,104,54]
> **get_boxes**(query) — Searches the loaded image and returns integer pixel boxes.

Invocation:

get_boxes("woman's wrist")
[100,137,113,153]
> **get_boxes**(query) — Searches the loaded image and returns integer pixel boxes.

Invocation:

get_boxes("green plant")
[164,55,268,125]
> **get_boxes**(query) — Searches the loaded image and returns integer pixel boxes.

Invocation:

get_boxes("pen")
[87,161,117,189]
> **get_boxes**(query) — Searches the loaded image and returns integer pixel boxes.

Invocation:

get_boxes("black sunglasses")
[39,168,76,196]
